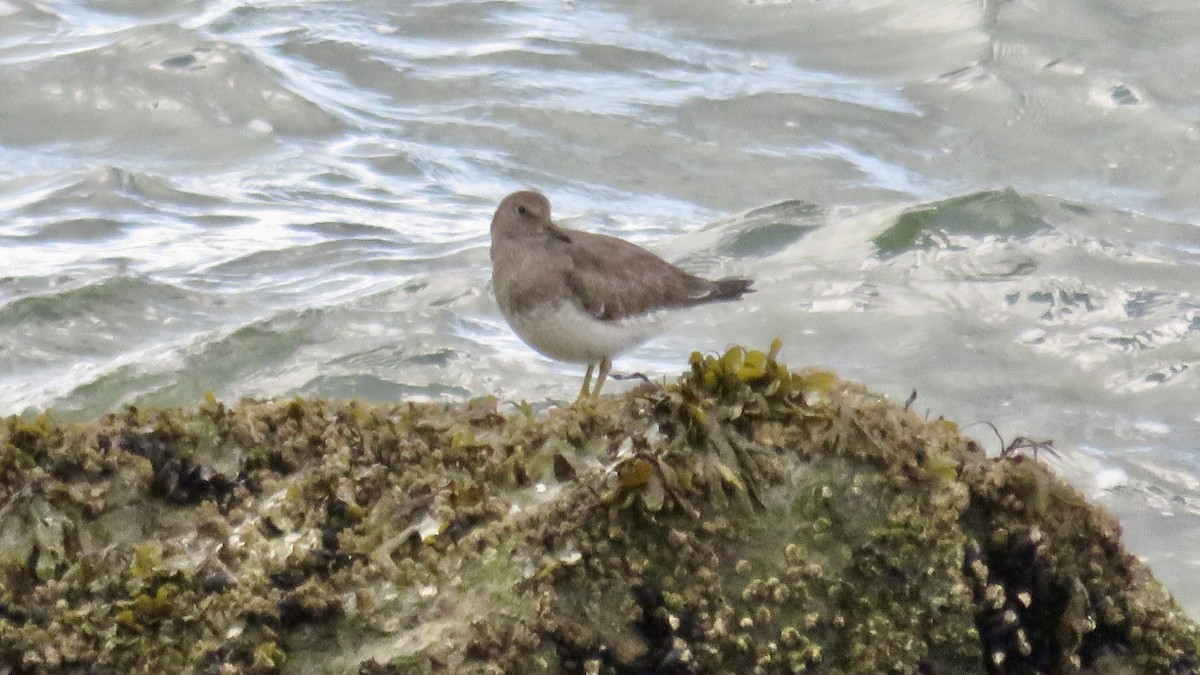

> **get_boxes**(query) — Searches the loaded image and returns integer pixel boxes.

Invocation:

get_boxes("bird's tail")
[707,276,754,302]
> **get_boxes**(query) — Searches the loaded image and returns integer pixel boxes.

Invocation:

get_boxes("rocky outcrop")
[1,343,1196,673]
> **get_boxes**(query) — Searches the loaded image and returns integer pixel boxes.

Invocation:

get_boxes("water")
[2,0,1198,617]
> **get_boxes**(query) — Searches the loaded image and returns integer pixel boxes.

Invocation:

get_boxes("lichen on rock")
[0,343,1196,674]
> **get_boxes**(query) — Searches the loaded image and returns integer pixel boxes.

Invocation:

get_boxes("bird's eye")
[516,205,529,216]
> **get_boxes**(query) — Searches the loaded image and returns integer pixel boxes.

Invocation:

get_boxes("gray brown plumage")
[489,190,753,398]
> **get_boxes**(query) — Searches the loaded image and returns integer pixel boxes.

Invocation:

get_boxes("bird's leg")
[578,363,595,401]
[591,356,612,397]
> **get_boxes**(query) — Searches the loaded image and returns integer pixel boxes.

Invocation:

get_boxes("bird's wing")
[557,229,718,322]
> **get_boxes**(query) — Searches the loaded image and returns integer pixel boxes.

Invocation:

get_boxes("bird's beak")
[546,221,572,243]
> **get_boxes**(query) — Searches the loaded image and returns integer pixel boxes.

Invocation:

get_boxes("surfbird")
[489,190,754,399]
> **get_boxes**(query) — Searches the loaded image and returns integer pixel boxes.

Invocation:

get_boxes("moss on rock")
[0,344,1196,674]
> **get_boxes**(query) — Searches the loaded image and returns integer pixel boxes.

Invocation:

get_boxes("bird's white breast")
[503,301,661,364]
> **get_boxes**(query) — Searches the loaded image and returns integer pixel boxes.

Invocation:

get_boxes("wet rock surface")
[1,344,1196,674]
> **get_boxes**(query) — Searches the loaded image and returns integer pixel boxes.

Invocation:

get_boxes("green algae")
[0,345,1197,674]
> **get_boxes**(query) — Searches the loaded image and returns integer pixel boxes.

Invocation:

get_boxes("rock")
[0,343,1196,674]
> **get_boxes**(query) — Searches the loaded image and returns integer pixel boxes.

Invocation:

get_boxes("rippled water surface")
[2,0,1199,616]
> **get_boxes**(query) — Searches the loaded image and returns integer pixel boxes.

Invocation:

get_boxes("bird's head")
[491,191,567,242]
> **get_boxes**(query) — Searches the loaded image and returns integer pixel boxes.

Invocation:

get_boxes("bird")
[489,190,754,399]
